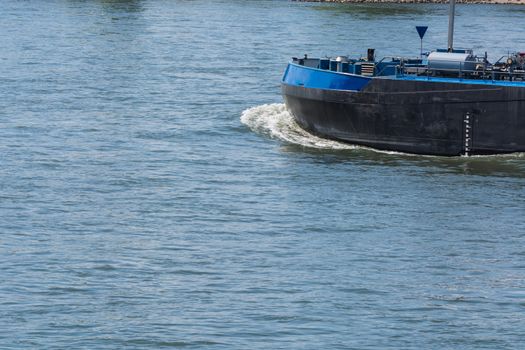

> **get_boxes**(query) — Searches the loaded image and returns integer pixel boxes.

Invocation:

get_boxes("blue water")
[1,1,525,349]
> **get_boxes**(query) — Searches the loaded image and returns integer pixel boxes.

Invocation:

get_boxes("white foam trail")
[240,103,358,150]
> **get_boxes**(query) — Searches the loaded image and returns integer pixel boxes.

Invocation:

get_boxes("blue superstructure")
[283,52,525,92]
[282,62,371,91]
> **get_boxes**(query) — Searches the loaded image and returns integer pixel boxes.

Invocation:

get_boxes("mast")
[447,0,456,51]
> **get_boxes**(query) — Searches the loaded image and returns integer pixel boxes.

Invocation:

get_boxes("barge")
[281,1,525,156]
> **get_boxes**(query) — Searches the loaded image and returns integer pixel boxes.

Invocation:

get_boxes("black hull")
[282,78,525,156]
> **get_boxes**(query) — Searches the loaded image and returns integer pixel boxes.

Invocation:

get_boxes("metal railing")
[396,61,525,82]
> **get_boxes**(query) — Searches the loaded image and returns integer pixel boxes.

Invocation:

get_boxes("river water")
[1,0,525,349]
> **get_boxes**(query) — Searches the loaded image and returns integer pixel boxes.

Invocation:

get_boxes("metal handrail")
[400,65,525,82]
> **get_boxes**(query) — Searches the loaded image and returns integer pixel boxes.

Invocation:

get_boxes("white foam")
[240,103,358,150]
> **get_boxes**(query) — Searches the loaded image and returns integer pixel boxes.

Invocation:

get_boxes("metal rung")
[361,63,375,76]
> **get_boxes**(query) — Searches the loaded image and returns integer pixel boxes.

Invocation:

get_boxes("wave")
[240,103,358,150]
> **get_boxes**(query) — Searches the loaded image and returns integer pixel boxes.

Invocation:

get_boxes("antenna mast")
[447,0,456,51]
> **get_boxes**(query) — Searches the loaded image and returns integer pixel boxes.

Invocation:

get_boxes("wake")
[240,103,357,150]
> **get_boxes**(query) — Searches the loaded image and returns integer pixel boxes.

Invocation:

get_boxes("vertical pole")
[448,0,456,52]
[420,38,423,58]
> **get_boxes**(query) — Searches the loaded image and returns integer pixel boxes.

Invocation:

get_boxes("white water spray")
[240,103,358,150]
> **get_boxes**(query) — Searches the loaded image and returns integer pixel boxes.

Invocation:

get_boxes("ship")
[281,0,525,156]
